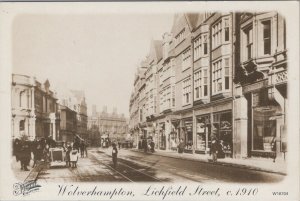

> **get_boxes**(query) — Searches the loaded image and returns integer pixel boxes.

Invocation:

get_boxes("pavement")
[128,148,287,175]
[11,156,47,182]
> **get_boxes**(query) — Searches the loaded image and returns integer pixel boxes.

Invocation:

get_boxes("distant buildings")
[11,74,60,140]
[88,105,129,146]
[58,90,88,143]
[129,12,287,162]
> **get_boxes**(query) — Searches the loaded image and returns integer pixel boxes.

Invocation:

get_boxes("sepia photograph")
[0,1,299,201]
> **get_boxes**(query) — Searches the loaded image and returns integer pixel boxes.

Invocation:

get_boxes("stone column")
[233,86,248,158]
[165,120,170,150]
[50,113,56,141]
[192,110,196,154]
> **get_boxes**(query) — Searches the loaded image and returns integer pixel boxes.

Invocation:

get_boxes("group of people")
[177,137,225,162]
[12,135,89,171]
[139,139,155,153]
[13,136,56,171]
[64,137,88,168]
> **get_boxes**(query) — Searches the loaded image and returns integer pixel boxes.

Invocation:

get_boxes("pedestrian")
[112,143,118,168]
[150,140,155,153]
[13,138,21,162]
[177,138,185,154]
[70,148,79,168]
[210,138,219,162]
[32,140,43,168]
[65,146,72,167]
[79,141,85,158]
[217,140,225,159]
[18,140,31,171]
[143,139,147,153]
[84,141,88,157]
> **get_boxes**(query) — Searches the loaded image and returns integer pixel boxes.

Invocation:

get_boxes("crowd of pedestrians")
[12,136,56,171]
[12,135,89,171]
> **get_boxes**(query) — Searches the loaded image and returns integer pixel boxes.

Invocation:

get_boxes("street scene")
[11,11,287,183]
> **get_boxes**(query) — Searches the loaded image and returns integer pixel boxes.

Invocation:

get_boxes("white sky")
[12,14,173,117]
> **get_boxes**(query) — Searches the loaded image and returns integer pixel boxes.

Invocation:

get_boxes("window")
[183,78,191,105]
[175,29,185,46]
[19,120,25,131]
[203,69,208,96]
[203,35,208,55]
[212,20,222,48]
[194,34,208,61]
[172,86,175,107]
[194,68,208,100]
[262,20,271,55]
[224,58,230,90]
[194,70,201,99]
[212,60,222,93]
[212,18,230,49]
[182,48,191,71]
[194,36,201,61]
[244,25,253,60]
[224,19,230,41]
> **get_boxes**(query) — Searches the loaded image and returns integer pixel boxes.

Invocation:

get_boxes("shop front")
[158,123,166,150]
[182,118,193,153]
[195,115,211,154]
[247,87,286,159]
[170,120,180,151]
[212,111,233,157]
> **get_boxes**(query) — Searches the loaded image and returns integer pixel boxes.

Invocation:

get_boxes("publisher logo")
[13,180,41,196]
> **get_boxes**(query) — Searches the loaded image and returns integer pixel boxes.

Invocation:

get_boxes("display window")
[212,111,232,156]
[196,115,211,152]
[183,119,193,149]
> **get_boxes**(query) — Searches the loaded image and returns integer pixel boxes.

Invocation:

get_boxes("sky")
[12,14,173,117]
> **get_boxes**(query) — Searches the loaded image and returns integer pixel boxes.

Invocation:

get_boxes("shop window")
[183,120,193,150]
[212,112,232,156]
[252,90,279,152]
[196,116,211,151]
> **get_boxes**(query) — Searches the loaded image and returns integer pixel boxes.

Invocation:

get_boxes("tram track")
[89,151,162,182]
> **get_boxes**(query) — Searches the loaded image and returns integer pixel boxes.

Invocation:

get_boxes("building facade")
[70,90,88,140]
[11,74,60,141]
[58,104,77,143]
[88,106,129,146]
[129,12,287,162]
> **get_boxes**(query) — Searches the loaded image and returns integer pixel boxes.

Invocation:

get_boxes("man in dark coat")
[150,140,155,153]
[18,140,31,171]
[112,143,118,168]
[177,139,185,154]
[210,138,219,162]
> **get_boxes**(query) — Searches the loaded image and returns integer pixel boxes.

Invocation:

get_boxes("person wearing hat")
[210,137,219,162]
[65,146,72,167]
[111,143,118,168]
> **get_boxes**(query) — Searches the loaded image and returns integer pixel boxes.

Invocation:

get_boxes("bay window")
[194,68,208,100]
[194,34,208,61]
[182,48,191,71]
[183,78,191,105]
[212,58,231,94]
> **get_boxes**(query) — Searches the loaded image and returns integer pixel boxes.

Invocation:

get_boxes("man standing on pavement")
[177,138,185,154]
[18,140,31,171]
[112,143,118,168]
[210,137,219,162]
[150,139,155,153]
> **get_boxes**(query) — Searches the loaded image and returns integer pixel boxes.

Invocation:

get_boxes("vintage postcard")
[0,1,299,201]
